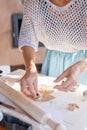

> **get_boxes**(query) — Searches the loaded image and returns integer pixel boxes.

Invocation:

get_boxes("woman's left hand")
[54,61,85,91]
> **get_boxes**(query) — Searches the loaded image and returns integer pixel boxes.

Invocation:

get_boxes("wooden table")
[0,69,87,130]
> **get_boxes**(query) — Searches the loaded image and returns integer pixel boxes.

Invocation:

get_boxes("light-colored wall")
[0,0,46,66]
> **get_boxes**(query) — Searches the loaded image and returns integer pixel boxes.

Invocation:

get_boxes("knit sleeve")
[18,0,39,51]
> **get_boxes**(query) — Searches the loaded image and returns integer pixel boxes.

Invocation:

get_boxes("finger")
[65,81,78,91]
[19,80,32,96]
[23,75,36,98]
[19,78,27,91]
[19,78,33,96]
[27,82,36,98]
[23,87,32,97]
[33,78,39,93]
[54,70,68,83]
[54,77,72,91]
[54,84,69,91]
[54,77,77,92]
[33,80,40,98]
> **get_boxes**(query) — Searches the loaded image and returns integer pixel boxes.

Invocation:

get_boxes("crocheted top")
[19,0,87,52]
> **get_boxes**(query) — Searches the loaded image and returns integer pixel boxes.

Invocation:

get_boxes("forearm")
[78,58,87,72]
[22,46,37,71]
[20,46,39,98]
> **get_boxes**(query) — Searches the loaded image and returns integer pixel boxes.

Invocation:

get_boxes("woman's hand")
[19,46,40,98]
[20,63,39,98]
[54,60,87,91]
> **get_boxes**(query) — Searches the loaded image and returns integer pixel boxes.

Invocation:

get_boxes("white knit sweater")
[19,0,87,52]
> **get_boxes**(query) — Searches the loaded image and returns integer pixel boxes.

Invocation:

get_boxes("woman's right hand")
[19,63,39,98]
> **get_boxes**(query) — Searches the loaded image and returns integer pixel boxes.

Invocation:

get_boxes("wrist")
[25,62,37,73]
[79,59,87,72]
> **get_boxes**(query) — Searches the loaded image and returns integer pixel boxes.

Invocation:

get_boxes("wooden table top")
[1,69,87,130]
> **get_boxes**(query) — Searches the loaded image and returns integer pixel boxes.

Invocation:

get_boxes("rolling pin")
[0,80,66,130]
[0,105,40,128]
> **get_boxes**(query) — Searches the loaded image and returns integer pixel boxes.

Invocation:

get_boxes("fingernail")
[35,93,40,99]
